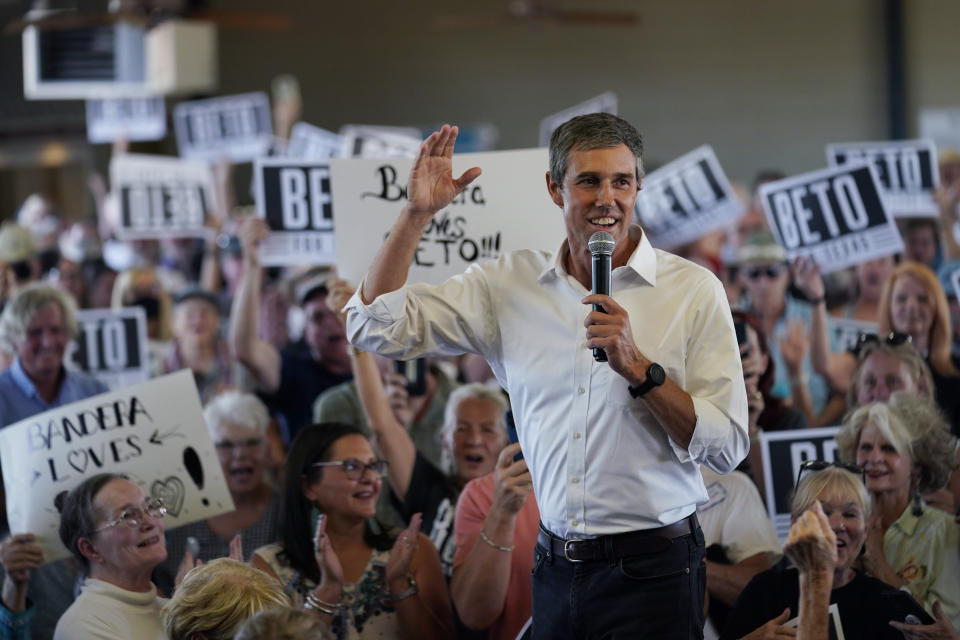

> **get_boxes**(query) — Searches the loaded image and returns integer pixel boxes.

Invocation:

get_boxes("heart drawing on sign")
[67,449,89,474]
[151,476,185,518]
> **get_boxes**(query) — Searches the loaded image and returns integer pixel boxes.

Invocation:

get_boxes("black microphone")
[588,231,615,362]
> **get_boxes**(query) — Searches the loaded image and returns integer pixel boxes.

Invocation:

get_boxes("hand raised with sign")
[239,216,270,268]
[406,125,481,218]
[790,257,825,303]
[0,534,44,613]
[325,276,353,327]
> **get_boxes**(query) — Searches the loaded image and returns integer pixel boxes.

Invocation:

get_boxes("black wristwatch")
[628,362,666,398]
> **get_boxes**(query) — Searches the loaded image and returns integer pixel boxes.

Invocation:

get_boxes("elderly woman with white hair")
[153,390,281,596]
[836,394,960,628]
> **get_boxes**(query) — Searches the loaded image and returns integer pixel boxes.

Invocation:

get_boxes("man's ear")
[545,171,564,208]
[77,537,105,565]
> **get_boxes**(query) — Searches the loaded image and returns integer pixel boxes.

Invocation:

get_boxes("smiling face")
[17,301,68,383]
[547,144,641,270]
[86,479,167,576]
[451,397,508,485]
[213,420,268,497]
[855,256,894,303]
[855,423,915,498]
[740,262,790,316]
[304,434,382,521]
[172,298,220,346]
[890,274,934,341]
[816,490,867,574]
[855,350,918,404]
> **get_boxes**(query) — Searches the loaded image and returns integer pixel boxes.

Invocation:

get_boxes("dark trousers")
[531,526,706,640]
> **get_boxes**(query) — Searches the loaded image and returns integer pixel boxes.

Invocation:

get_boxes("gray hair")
[837,394,958,494]
[846,341,934,410]
[57,473,126,575]
[440,383,509,476]
[549,112,645,186]
[203,390,270,437]
[0,283,78,348]
[790,466,871,521]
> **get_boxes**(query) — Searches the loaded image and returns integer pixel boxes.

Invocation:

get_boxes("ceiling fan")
[432,0,639,31]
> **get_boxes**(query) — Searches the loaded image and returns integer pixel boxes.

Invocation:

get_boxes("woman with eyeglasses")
[251,422,453,639]
[154,390,281,596]
[720,463,934,640]
[53,473,169,639]
[836,395,960,629]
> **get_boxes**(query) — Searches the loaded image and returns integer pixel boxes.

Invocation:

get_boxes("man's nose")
[596,181,615,207]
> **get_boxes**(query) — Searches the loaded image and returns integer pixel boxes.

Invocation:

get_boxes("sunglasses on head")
[795,459,866,487]
[744,264,785,280]
[852,332,912,357]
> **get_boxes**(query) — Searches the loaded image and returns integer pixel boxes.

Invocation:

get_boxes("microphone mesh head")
[588,231,615,256]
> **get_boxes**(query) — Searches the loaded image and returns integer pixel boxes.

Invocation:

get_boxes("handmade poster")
[827,316,876,354]
[538,92,617,147]
[110,153,216,239]
[68,308,150,390]
[827,139,940,217]
[633,145,744,249]
[173,92,273,162]
[287,122,343,160]
[760,426,841,542]
[86,96,166,143]
[339,125,423,158]
[253,158,336,266]
[919,108,960,158]
[0,370,233,564]
[330,148,565,285]
[759,164,904,274]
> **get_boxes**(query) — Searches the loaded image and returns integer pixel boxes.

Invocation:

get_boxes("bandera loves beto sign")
[759,163,904,273]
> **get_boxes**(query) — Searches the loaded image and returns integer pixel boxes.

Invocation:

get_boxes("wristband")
[304,591,341,616]
[479,529,515,552]
[384,573,418,605]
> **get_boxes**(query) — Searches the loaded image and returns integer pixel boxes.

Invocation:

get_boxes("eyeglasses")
[744,265,785,280]
[94,497,166,532]
[852,332,912,357]
[795,460,865,487]
[311,458,389,480]
[214,437,265,453]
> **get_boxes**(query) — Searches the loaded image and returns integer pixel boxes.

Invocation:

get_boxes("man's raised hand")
[406,124,481,218]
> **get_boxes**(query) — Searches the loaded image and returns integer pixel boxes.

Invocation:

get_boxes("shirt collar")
[10,357,67,405]
[539,225,656,286]
[892,501,921,536]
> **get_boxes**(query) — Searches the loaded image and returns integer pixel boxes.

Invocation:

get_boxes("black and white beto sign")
[254,158,335,266]
[633,145,744,249]
[68,308,149,390]
[86,96,166,144]
[759,164,904,274]
[339,125,423,159]
[538,91,617,147]
[761,427,841,542]
[173,92,273,162]
[287,122,343,160]
[828,317,876,354]
[827,139,940,217]
[110,153,216,239]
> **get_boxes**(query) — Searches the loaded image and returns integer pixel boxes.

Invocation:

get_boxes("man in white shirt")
[345,114,749,639]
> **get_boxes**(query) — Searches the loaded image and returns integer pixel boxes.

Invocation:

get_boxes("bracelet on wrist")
[303,591,341,616]
[383,573,418,606]
[789,373,809,386]
[479,529,515,552]
[808,296,825,305]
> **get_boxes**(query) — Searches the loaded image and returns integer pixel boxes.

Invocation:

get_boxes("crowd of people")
[0,110,957,640]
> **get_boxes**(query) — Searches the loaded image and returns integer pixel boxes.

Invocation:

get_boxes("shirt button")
[573,432,581,439]
[571,519,579,527]
[571,476,580,484]
[578,386,585,395]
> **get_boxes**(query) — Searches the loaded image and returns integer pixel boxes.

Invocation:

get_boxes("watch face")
[649,363,666,385]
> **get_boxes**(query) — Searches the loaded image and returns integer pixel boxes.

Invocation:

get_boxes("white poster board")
[0,370,233,564]
[339,125,423,158]
[826,139,940,217]
[287,122,343,160]
[330,148,565,284]
[827,316,876,354]
[68,308,150,390]
[919,108,960,156]
[86,96,167,143]
[538,92,618,147]
[173,92,274,162]
[109,153,217,240]
[633,145,744,249]
[253,158,336,266]
[759,163,903,274]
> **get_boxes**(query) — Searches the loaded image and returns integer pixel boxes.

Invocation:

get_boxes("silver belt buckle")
[563,538,586,563]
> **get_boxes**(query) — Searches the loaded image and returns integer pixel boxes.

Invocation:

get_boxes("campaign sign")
[538,91,617,147]
[827,139,940,217]
[287,122,343,160]
[86,96,166,144]
[633,145,744,249]
[828,317,876,353]
[68,308,149,390]
[0,370,234,564]
[253,158,336,266]
[339,125,423,159]
[110,153,216,239]
[173,92,274,162]
[759,164,904,274]
[760,426,841,542]
[330,148,566,285]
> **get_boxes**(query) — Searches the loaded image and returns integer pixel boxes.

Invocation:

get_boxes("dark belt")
[537,514,698,563]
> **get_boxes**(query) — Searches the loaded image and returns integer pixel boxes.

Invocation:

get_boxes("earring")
[911,485,923,517]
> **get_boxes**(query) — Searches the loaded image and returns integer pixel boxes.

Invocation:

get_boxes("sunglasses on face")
[311,458,389,481]
[795,459,866,487]
[744,265,785,280]
[95,497,166,532]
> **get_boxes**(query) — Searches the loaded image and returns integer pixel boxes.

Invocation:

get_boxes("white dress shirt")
[346,226,749,538]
